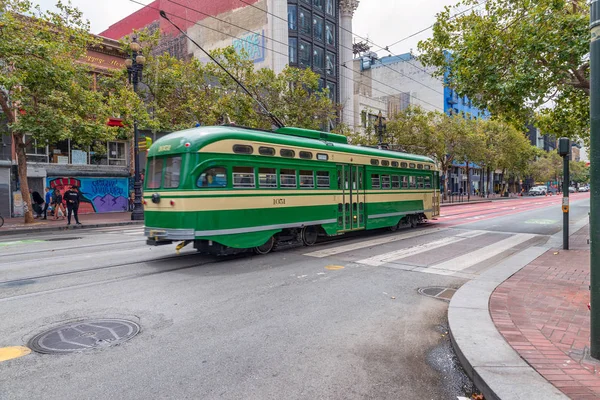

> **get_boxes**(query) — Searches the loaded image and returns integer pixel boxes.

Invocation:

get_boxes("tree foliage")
[418,0,589,140]
[0,0,134,223]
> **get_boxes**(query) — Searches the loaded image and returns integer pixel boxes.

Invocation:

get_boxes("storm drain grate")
[418,287,457,302]
[28,319,140,354]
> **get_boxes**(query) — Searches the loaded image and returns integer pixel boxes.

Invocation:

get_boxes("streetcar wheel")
[388,222,399,232]
[254,236,275,255]
[301,226,318,246]
[410,216,418,228]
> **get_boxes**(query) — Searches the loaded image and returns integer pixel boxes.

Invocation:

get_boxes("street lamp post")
[125,40,145,221]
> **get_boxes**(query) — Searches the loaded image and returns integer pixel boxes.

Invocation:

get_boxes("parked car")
[579,185,590,192]
[528,187,546,196]
[569,186,576,193]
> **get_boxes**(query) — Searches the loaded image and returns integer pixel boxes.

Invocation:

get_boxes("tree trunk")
[487,166,492,197]
[14,132,34,224]
[443,165,450,201]
[466,160,471,202]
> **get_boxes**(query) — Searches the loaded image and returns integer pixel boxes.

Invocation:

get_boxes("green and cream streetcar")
[143,125,440,255]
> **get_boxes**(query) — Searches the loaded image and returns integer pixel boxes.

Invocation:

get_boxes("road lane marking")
[0,346,31,362]
[325,265,345,270]
[356,236,468,267]
[303,228,445,258]
[421,233,536,275]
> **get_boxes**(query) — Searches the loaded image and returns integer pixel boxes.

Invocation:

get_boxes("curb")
[448,245,568,400]
[440,197,521,207]
[0,221,143,237]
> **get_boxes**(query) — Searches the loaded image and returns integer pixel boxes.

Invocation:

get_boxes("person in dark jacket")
[30,189,44,218]
[51,188,66,220]
[63,186,81,226]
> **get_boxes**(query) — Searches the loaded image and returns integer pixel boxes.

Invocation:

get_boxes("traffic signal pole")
[590,0,600,359]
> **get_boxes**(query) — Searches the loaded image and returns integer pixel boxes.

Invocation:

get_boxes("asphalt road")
[0,193,590,400]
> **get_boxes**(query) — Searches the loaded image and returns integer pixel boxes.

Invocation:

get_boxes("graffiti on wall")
[232,31,265,63]
[47,177,129,214]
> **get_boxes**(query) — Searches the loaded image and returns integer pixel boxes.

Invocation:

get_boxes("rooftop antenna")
[159,10,285,129]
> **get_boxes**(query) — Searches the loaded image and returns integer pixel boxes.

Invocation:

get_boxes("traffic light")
[138,136,152,151]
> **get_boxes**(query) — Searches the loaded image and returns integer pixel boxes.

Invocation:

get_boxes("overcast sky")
[36,0,462,56]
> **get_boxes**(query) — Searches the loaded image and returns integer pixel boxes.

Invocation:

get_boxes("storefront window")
[325,22,335,46]
[313,47,324,72]
[288,5,297,30]
[299,9,311,35]
[299,41,311,68]
[314,16,324,42]
[25,134,49,163]
[326,52,335,75]
[289,37,297,64]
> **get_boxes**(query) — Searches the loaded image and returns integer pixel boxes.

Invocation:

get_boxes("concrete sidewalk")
[449,221,593,399]
[0,212,142,236]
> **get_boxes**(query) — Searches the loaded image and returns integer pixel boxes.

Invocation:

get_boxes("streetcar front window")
[164,156,182,188]
[147,157,164,189]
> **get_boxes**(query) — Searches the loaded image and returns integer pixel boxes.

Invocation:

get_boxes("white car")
[528,187,546,196]
[579,186,590,192]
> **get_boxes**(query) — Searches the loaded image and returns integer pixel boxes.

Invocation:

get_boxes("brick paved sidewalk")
[0,212,141,235]
[490,225,597,399]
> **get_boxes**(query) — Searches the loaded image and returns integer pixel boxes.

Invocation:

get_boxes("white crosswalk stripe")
[303,228,446,258]
[357,236,467,267]
[418,233,536,276]
[122,229,145,235]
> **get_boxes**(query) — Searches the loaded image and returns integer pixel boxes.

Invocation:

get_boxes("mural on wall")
[47,177,129,214]
[232,31,265,63]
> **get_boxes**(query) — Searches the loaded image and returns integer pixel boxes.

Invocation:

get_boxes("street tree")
[454,118,486,201]
[570,160,589,184]
[0,1,127,223]
[418,0,589,140]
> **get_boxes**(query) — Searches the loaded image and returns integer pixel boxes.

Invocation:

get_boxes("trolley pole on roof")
[590,0,600,360]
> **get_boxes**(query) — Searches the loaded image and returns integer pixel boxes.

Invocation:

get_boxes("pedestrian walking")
[52,188,66,220]
[64,186,81,226]
[42,187,51,220]
[30,189,44,218]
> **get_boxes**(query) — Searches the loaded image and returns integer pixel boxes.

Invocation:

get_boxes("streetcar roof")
[147,125,435,164]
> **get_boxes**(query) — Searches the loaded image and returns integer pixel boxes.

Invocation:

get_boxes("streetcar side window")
[371,174,380,189]
[280,169,297,188]
[401,176,408,189]
[391,161,399,167]
[197,167,227,188]
[299,151,313,160]
[381,160,390,167]
[147,157,164,189]
[164,156,182,188]
[401,162,408,168]
[392,175,400,189]
[409,176,416,188]
[299,170,315,188]
[381,175,391,189]
[259,146,275,156]
[409,163,416,169]
[258,168,277,188]
[424,176,432,188]
[417,176,424,188]
[417,164,423,170]
[317,171,330,188]
[233,167,255,188]
[280,149,295,158]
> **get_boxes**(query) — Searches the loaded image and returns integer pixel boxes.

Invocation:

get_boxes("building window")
[259,168,277,188]
[326,82,335,102]
[314,0,323,11]
[325,0,334,16]
[299,9,311,35]
[299,40,311,67]
[288,5,297,30]
[326,52,335,76]
[233,167,255,188]
[325,22,335,46]
[289,37,297,64]
[314,15,324,42]
[108,141,127,166]
[313,47,324,71]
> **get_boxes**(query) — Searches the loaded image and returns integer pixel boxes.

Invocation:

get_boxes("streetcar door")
[352,165,365,229]
[337,164,365,231]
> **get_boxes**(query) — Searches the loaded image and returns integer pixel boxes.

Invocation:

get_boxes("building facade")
[0,37,132,217]
[101,0,359,123]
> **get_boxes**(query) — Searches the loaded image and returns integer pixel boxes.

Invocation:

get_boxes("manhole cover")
[28,319,140,354]
[418,287,457,302]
